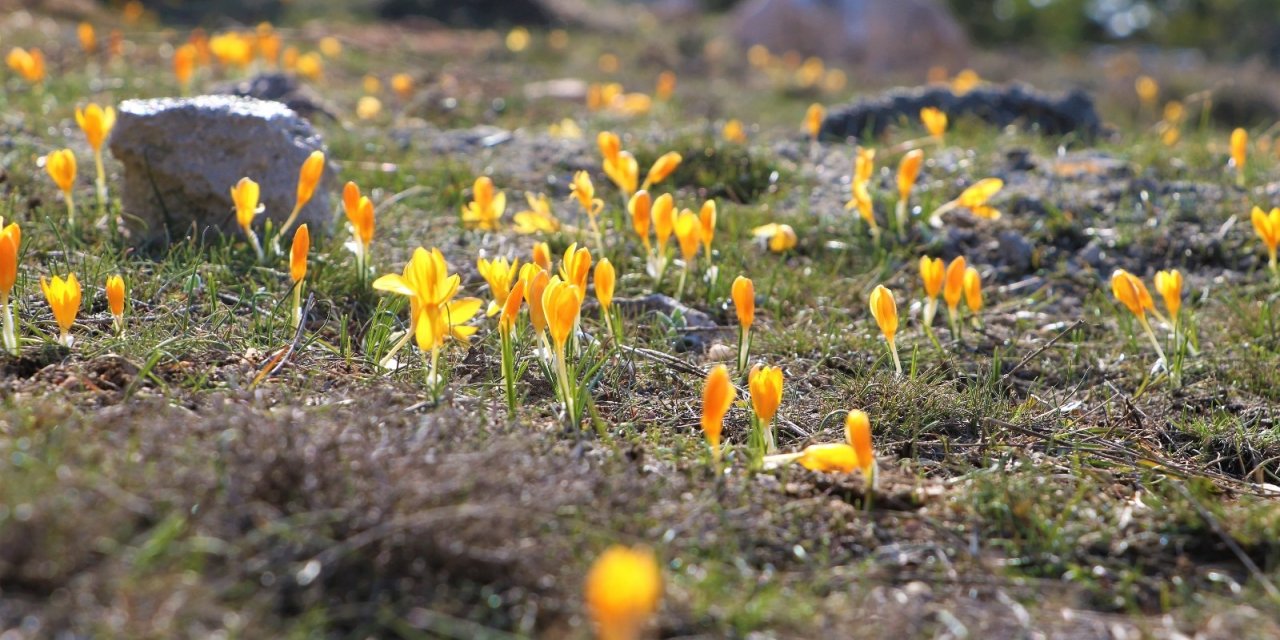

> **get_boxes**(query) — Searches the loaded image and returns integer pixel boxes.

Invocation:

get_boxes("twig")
[1000,319,1085,383]
[250,293,314,388]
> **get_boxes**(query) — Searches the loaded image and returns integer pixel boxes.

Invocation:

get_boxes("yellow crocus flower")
[701,364,735,462]
[41,273,82,347]
[461,176,507,231]
[869,284,901,375]
[584,546,662,640]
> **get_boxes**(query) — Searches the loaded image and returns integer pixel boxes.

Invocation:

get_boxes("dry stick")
[1000,319,1086,384]
[617,344,811,439]
[1169,480,1280,601]
[250,293,315,388]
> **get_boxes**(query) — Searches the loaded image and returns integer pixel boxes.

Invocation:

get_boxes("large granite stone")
[108,96,334,245]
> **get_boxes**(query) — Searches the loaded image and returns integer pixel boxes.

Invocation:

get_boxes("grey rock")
[109,96,335,246]
[820,84,1106,142]
[730,0,968,71]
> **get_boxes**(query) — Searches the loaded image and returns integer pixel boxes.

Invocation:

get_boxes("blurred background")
[35,0,1277,66]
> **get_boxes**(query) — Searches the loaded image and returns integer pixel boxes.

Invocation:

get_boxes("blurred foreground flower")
[42,273,82,347]
[585,545,662,640]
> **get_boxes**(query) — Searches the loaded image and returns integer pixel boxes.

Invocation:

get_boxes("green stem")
[737,326,751,374]
[65,193,76,227]
[676,264,689,300]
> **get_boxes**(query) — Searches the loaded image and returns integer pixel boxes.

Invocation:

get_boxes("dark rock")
[731,0,968,71]
[378,0,553,24]
[375,0,610,27]
[109,96,335,246]
[214,73,336,122]
[819,84,1106,142]
[997,230,1035,273]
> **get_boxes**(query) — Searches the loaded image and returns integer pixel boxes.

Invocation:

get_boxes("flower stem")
[291,281,302,329]
[737,326,751,374]
[65,193,76,227]
[280,202,304,237]
[1139,315,1167,369]
[887,337,903,377]
[895,199,909,238]
[94,151,107,219]
[246,229,265,263]
[501,328,517,415]
[1,299,18,356]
